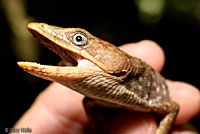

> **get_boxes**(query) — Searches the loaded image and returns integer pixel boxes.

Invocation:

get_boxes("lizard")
[17,22,179,134]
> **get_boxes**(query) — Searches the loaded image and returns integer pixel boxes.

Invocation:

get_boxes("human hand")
[13,40,200,134]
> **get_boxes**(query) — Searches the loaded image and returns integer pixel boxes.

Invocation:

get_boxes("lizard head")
[17,23,147,107]
[18,23,130,75]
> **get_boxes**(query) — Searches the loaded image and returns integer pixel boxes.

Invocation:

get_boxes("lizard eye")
[72,33,87,46]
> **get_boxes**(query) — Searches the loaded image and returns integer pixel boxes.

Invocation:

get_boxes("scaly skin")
[17,23,179,134]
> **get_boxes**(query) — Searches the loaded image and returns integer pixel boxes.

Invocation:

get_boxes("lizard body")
[18,23,179,134]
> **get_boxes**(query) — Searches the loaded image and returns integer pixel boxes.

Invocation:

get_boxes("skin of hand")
[13,40,200,134]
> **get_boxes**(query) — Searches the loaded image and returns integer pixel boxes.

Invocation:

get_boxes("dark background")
[0,0,199,133]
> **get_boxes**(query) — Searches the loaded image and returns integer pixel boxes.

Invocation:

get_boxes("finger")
[110,111,157,134]
[167,81,200,125]
[120,40,165,72]
[14,83,87,134]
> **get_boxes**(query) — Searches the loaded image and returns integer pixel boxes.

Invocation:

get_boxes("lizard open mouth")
[17,23,107,82]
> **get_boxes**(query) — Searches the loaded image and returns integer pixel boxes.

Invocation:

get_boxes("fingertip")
[110,111,157,134]
[120,40,165,72]
[167,81,200,124]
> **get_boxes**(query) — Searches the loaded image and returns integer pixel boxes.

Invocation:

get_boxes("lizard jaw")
[17,61,103,83]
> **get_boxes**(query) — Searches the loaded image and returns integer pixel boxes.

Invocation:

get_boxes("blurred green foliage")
[134,0,198,25]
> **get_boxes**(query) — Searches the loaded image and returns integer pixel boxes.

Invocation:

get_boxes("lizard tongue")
[60,56,96,67]
[77,58,96,66]
[60,49,97,67]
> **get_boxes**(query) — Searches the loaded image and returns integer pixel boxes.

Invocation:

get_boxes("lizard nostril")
[41,24,44,28]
